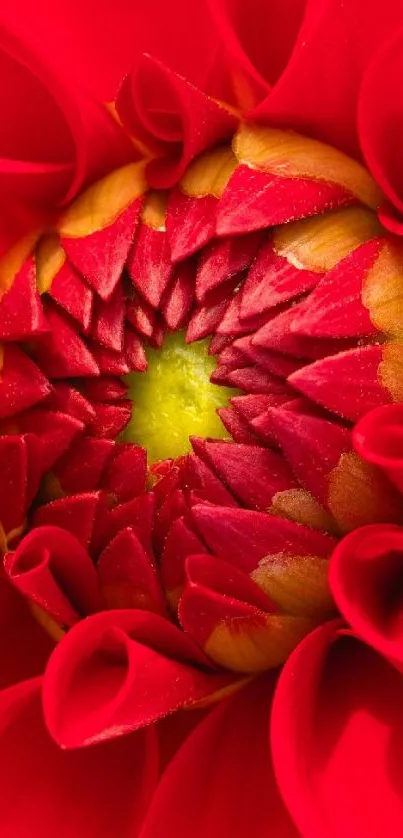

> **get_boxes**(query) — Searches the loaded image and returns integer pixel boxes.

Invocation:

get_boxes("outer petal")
[272,621,403,837]
[140,675,298,838]
[0,24,134,215]
[0,573,54,688]
[0,0,224,101]
[256,0,403,161]
[358,27,403,213]
[330,524,403,668]
[0,677,158,838]
[208,0,306,109]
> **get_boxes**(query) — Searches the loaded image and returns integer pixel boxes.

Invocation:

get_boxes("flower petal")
[256,0,403,160]
[140,675,298,838]
[358,27,403,213]
[0,677,158,838]
[43,609,235,748]
[0,574,54,688]
[272,621,403,837]
[0,24,133,209]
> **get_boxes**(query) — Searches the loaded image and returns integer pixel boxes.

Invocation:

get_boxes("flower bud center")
[122,332,235,462]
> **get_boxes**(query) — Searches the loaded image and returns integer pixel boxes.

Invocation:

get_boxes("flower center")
[122,332,235,463]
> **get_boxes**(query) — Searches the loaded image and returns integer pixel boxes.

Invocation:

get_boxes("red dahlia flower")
[2,0,403,835]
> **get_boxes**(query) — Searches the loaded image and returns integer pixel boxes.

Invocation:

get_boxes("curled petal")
[0,677,158,838]
[256,0,403,161]
[140,675,298,838]
[354,404,403,493]
[0,25,135,212]
[358,27,403,213]
[330,524,403,667]
[4,525,102,626]
[43,609,235,748]
[272,621,403,837]
[208,0,306,109]
[117,55,237,188]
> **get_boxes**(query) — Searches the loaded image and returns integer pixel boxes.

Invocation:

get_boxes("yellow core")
[122,332,235,463]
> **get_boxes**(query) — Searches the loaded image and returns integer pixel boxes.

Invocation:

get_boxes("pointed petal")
[192,504,335,572]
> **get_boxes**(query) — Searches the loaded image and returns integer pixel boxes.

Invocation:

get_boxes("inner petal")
[122,332,235,463]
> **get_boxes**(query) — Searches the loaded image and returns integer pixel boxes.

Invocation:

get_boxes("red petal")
[34,301,99,378]
[0,345,50,418]
[43,609,233,747]
[257,0,403,162]
[0,678,158,838]
[217,406,260,444]
[208,0,306,108]
[241,238,322,318]
[290,345,391,421]
[217,165,353,236]
[89,401,131,439]
[360,28,403,213]
[192,503,335,572]
[200,439,297,509]
[98,527,165,614]
[0,434,28,532]
[117,55,237,189]
[269,407,351,505]
[291,239,381,338]
[161,516,210,604]
[34,492,106,552]
[101,444,147,502]
[162,260,195,330]
[62,199,141,301]
[0,255,47,340]
[0,577,53,688]
[46,258,93,331]
[14,408,84,474]
[354,404,403,493]
[166,190,217,262]
[0,27,134,208]
[90,284,125,352]
[128,219,173,310]
[49,383,95,426]
[54,437,114,494]
[330,524,403,667]
[272,621,403,837]
[96,493,156,556]
[196,233,261,302]
[187,450,238,506]
[141,675,298,838]
[5,526,102,625]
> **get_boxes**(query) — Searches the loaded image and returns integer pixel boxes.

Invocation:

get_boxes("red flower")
[1,1,403,836]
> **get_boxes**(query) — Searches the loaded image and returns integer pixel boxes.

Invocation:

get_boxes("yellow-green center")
[122,332,235,463]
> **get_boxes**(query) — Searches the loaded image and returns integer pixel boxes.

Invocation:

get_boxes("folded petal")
[0,677,158,838]
[43,609,235,748]
[1,0,225,100]
[140,675,298,838]
[0,24,134,216]
[208,0,306,109]
[358,27,403,213]
[256,0,403,160]
[117,55,237,188]
[330,524,403,668]
[272,621,403,837]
